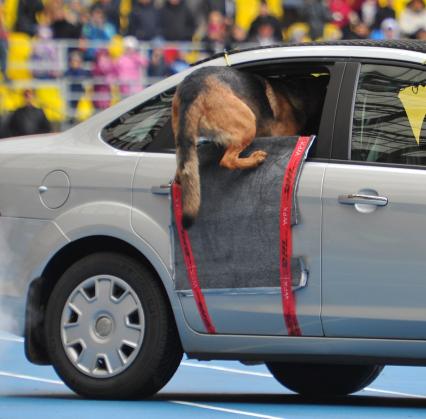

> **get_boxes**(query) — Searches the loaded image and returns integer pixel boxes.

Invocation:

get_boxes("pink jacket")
[116,52,148,96]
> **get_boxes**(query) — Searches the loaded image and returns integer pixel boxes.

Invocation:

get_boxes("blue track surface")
[2,332,426,418]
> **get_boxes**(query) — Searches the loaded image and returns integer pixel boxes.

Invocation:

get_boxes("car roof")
[195,40,426,66]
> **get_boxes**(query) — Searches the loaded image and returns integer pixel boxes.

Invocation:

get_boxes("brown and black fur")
[172,66,322,228]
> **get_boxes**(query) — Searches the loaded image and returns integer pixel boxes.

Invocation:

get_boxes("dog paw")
[252,150,268,164]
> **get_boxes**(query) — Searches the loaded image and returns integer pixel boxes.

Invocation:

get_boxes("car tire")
[44,252,183,399]
[266,362,384,397]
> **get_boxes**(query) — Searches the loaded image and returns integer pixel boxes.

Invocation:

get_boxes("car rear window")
[101,88,175,153]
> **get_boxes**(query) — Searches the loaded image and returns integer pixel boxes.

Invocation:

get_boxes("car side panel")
[0,217,69,335]
[0,133,139,220]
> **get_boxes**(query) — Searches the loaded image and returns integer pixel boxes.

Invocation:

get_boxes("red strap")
[280,136,311,336]
[172,182,217,334]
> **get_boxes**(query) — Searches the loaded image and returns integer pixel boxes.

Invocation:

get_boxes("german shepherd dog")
[172,66,322,228]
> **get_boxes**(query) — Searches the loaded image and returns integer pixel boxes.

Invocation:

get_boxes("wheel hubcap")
[94,315,113,338]
[60,275,145,378]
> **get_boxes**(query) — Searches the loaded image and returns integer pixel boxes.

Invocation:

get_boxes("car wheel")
[266,362,384,397]
[45,252,182,399]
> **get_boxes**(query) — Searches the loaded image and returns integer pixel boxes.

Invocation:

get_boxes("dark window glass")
[101,88,175,153]
[351,65,426,166]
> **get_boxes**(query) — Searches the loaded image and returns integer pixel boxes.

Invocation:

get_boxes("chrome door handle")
[151,184,171,195]
[338,194,388,206]
[38,185,48,194]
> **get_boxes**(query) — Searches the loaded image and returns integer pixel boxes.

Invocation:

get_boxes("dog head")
[269,74,329,135]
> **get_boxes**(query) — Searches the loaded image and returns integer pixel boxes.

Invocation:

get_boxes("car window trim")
[326,158,426,172]
[330,61,360,161]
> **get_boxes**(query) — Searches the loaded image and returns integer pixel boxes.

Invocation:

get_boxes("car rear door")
[169,61,344,337]
[130,61,343,336]
[322,61,426,339]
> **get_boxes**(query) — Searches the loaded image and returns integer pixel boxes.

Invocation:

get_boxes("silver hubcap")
[61,275,145,378]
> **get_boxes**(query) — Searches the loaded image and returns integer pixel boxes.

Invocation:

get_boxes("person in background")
[248,21,281,45]
[203,10,227,55]
[301,0,331,40]
[159,0,196,41]
[359,0,378,28]
[207,0,236,26]
[127,0,160,41]
[380,17,400,39]
[147,47,171,78]
[31,26,60,79]
[371,17,400,38]
[8,89,51,136]
[399,0,426,37]
[82,6,116,60]
[116,36,148,97]
[227,24,247,49]
[164,48,190,74]
[0,0,8,82]
[248,0,283,41]
[92,48,116,110]
[343,19,371,38]
[50,7,82,39]
[14,0,44,36]
[64,51,90,118]
[372,0,396,29]
[329,0,356,29]
[66,0,88,25]
[92,0,121,33]
[414,27,426,38]
[185,0,210,38]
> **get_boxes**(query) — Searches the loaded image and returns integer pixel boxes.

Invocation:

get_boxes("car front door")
[322,62,426,339]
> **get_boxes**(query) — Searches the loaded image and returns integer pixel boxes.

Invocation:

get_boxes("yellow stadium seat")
[184,50,201,65]
[235,0,283,30]
[377,0,420,17]
[7,32,32,81]
[120,0,132,32]
[285,22,311,42]
[35,86,66,122]
[0,85,25,112]
[3,0,18,31]
[109,34,124,59]
[75,86,95,122]
[110,84,121,106]
[322,23,343,41]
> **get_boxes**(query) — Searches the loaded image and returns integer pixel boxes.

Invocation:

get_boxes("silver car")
[1,40,425,399]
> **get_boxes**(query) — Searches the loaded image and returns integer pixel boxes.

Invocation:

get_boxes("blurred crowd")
[0,0,424,132]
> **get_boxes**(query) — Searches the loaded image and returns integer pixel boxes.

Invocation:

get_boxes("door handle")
[338,194,388,206]
[151,184,171,195]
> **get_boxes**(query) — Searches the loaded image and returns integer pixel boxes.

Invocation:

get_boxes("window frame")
[331,59,426,170]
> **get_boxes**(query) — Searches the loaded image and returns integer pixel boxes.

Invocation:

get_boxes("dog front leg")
[220,144,268,170]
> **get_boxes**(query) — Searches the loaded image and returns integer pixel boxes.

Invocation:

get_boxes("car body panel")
[0,44,425,365]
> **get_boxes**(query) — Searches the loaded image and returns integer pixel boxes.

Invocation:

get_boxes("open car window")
[101,63,332,156]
